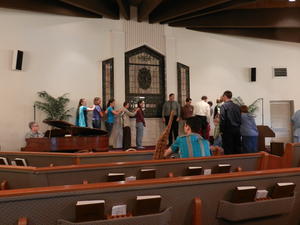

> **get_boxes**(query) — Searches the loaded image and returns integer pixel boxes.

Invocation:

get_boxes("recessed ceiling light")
[289,0,296,2]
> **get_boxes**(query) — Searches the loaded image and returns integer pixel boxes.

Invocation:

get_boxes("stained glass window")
[102,58,114,109]
[125,45,165,118]
[177,63,190,106]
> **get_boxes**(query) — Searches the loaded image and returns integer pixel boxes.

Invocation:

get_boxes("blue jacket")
[240,113,258,136]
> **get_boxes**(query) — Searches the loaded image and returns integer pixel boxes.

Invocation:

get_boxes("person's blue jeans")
[92,119,101,129]
[105,122,113,137]
[136,122,144,148]
[241,136,258,153]
[213,135,222,147]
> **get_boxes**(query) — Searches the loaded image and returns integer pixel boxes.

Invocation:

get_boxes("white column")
[164,26,177,99]
[110,21,125,148]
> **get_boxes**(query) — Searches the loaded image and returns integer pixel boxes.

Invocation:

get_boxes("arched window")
[102,58,114,109]
[177,62,190,106]
[125,45,165,118]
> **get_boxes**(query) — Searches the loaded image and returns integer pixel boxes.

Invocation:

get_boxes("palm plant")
[34,91,72,121]
[232,96,260,115]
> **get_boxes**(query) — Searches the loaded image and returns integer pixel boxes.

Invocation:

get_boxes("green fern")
[232,96,261,115]
[34,91,72,121]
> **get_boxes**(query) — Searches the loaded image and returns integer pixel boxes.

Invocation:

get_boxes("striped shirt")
[170,133,211,158]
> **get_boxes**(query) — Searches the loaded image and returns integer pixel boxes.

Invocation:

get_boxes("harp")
[153,111,175,160]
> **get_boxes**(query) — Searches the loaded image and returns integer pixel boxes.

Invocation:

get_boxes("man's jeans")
[136,122,144,148]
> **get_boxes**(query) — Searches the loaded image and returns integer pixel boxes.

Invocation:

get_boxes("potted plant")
[34,91,72,121]
[232,96,261,115]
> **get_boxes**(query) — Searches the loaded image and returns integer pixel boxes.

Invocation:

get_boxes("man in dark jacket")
[220,90,241,154]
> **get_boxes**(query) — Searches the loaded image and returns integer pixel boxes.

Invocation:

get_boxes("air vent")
[274,68,287,77]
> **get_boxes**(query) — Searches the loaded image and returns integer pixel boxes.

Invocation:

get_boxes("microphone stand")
[33,104,36,122]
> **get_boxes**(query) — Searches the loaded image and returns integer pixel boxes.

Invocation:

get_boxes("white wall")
[1,8,300,150]
[0,9,116,150]
[174,28,300,127]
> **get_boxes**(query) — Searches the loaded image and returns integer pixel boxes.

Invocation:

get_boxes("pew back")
[0,168,300,225]
[0,150,155,167]
[0,153,265,189]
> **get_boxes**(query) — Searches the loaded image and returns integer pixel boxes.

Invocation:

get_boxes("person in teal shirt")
[75,98,95,127]
[105,99,122,136]
[164,116,211,158]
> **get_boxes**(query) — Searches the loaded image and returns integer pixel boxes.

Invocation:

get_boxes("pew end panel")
[193,197,202,225]
[0,180,8,190]
[288,143,300,168]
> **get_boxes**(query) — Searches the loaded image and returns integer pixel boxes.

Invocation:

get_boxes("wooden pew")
[286,143,300,167]
[0,150,155,167]
[0,152,271,189]
[0,168,300,225]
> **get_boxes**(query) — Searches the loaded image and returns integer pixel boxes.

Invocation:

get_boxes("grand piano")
[22,120,109,152]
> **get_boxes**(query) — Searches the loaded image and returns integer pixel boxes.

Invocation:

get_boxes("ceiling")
[1,0,300,43]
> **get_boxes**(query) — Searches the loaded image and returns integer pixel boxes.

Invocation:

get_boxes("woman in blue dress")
[75,98,95,127]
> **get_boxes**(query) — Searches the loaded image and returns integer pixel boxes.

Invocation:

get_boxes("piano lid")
[72,126,108,136]
[43,120,108,136]
[43,120,74,129]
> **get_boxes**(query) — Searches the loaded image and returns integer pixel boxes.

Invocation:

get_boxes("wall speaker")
[251,67,256,82]
[12,50,24,71]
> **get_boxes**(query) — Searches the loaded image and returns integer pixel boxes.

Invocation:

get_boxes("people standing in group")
[181,97,194,120]
[163,116,211,159]
[162,93,181,146]
[76,98,95,127]
[105,99,121,136]
[121,102,138,150]
[220,90,241,154]
[208,101,214,117]
[92,97,103,129]
[181,97,194,135]
[194,96,210,139]
[213,98,223,147]
[136,100,146,149]
[240,105,258,153]
[291,109,300,143]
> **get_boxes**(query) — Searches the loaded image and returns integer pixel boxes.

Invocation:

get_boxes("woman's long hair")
[76,98,85,124]
[107,99,115,108]
[137,100,144,108]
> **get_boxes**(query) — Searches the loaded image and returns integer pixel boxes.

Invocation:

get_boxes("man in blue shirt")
[164,117,211,158]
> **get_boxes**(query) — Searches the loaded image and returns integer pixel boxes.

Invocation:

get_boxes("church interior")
[1,0,300,224]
